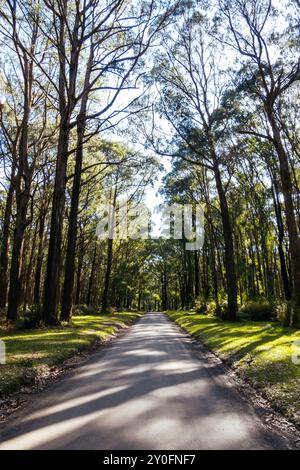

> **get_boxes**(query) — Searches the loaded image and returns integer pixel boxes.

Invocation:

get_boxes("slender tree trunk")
[7,53,34,320]
[34,200,47,305]
[60,120,85,321]
[43,2,76,324]
[202,244,210,300]
[75,245,84,305]
[194,250,199,297]
[214,163,238,320]
[87,243,97,307]
[101,184,118,313]
[43,121,69,324]
[0,164,15,308]
[102,238,113,312]
[7,153,32,320]
[207,218,219,306]
[138,286,142,311]
[61,42,93,321]
[266,109,300,307]
[272,181,292,300]
[24,223,38,307]
[7,204,27,320]
[161,263,168,310]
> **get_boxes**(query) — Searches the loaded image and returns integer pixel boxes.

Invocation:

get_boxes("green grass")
[0,312,141,397]
[166,310,300,427]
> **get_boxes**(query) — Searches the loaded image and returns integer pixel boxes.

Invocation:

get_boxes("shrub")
[102,306,115,314]
[195,301,207,314]
[20,304,43,329]
[206,300,217,316]
[73,304,96,316]
[215,301,228,319]
[204,300,228,318]
[275,300,300,327]
[275,301,290,326]
[239,299,275,321]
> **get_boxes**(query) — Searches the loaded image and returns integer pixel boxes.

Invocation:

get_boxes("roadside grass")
[0,312,141,397]
[166,310,300,427]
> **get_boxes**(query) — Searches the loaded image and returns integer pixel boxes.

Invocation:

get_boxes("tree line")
[0,0,300,327]
[0,0,175,324]
[135,0,300,325]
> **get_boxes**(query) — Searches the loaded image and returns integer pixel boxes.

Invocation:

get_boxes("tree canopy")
[0,0,299,327]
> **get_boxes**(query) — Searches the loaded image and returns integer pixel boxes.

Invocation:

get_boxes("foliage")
[238,299,275,322]
[19,305,44,330]
[73,305,97,316]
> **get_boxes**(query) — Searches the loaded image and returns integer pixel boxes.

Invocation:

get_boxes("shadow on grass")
[0,312,140,395]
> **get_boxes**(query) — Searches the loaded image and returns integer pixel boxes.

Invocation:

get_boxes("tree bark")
[75,240,84,305]
[0,164,15,308]
[43,2,75,324]
[272,180,292,301]
[6,36,35,320]
[60,118,85,321]
[214,163,238,320]
[102,238,113,312]
[34,196,48,305]
[43,120,69,324]
[267,112,300,306]
[194,250,199,297]
[61,43,93,321]
[87,243,97,307]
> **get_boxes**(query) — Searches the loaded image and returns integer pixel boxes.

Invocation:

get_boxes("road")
[0,313,289,450]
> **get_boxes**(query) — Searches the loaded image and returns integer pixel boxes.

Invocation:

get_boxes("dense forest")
[0,0,300,327]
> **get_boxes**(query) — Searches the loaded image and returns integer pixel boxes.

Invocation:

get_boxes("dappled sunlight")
[0,313,286,450]
[0,313,140,395]
[170,312,300,363]
[168,311,300,427]
[27,385,129,421]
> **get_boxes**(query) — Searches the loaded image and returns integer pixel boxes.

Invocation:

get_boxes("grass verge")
[0,312,141,397]
[166,310,300,427]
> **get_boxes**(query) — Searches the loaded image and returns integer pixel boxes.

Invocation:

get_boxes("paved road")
[0,313,288,450]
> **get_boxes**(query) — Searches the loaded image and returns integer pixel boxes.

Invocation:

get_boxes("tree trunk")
[0,165,15,308]
[102,238,113,312]
[214,163,238,320]
[75,245,84,305]
[272,180,292,300]
[87,243,97,307]
[43,3,74,325]
[24,223,38,307]
[7,52,33,320]
[60,120,85,321]
[43,121,69,324]
[266,109,300,307]
[34,200,47,305]
[61,41,93,321]
[194,250,199,297]
[7,205,26,320]
[101,184,118,313]
[7,157,32,321]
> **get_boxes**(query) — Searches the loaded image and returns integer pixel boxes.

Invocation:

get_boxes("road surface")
[0,313,289,449]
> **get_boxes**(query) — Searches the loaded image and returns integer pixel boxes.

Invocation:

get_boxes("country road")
[0,313,291,450]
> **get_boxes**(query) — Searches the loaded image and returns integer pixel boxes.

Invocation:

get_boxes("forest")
[0,0,300,326]
[0,0,300,452]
